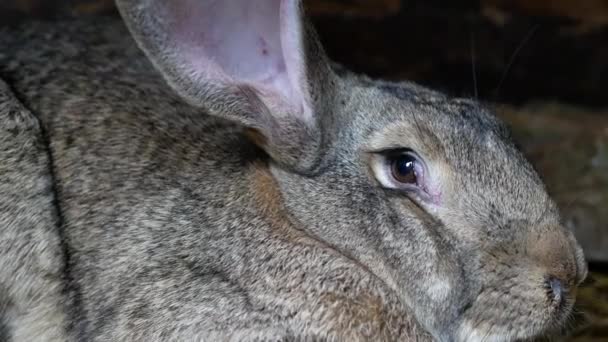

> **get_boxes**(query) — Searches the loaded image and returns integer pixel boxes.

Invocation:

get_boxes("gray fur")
[0,79,70,341]
[0,1,587,341]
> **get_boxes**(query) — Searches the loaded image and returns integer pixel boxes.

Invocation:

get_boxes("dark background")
[3,0,608,106]
[2,1,607,340]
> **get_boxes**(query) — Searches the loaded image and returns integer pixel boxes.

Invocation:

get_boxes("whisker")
[470,30,479,100]
[493,24,540,99]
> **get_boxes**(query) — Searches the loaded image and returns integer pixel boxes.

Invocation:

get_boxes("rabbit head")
[115,0,588,340]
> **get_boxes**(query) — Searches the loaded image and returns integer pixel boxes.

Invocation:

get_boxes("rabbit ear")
[116,0,332,169]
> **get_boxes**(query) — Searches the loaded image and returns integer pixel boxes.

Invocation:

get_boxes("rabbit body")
[0,18,428,341]
[0,1,588,341]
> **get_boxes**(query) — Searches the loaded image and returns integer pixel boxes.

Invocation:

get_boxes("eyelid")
[367,147,418,156]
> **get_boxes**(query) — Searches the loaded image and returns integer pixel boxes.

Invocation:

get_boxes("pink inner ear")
[162,0,311,122]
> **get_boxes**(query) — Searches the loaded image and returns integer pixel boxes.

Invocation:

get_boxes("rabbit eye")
[390,154,418,184]
[370,149,427,193]
[370,149,437,203]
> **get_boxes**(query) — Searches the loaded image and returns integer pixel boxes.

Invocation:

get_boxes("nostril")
[545,277,565,305]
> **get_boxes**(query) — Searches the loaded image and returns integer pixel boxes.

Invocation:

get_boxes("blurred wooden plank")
[0,0,401,18]
[69,0,114,15]
[484,0,608,26]
[3,0,608,23]
[307,0,401,18]
[0,0,68,19]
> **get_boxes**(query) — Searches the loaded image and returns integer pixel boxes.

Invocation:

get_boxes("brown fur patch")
[317,291,406,340]
[249,162,285,220]
[248,162,313,244]
[244,128,267,148]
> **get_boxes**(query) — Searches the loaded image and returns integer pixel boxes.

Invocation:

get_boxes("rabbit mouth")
[450,280,577,342]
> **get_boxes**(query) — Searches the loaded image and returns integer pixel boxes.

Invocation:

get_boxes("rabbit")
[0,0,588,341]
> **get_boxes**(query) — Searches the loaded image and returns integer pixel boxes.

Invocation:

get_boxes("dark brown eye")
[390,154,418,184]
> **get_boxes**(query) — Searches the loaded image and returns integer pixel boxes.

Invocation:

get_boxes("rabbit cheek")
[455,278,570,342]
[454,282,546,342]
[453,249,577,341]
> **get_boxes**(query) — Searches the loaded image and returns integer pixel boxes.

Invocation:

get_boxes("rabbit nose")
[527,230,580,293]
[545,276,566,306]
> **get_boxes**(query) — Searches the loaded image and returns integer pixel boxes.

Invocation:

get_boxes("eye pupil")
[391,154,418,184]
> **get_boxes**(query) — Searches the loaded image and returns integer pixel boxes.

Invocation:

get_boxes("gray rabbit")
[0,0,588,341]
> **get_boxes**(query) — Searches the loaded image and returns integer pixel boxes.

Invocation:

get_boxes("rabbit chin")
[454,322,526,342]
[452,308,566,342]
